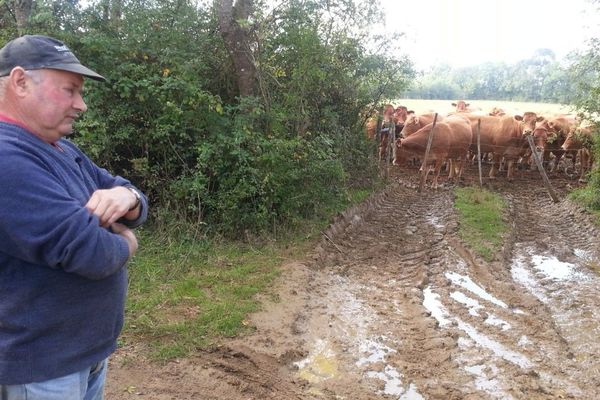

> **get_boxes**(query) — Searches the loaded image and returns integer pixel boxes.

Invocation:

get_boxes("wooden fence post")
[526,134,559,203]
[418,113,438,193]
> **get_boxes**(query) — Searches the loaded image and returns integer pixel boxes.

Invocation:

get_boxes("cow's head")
[394,106,409,124]
[531,120,551,151]
[400,113,419,138]
[488,107,505,117]
[383,104,395,121]
[452,100,469,112]
[562,126,593,150]
[515,112,543,135]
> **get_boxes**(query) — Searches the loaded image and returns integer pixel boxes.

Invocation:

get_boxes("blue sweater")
[0,122,148,384]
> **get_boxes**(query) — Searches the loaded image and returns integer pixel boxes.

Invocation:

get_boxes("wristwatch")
[126,187,141,211]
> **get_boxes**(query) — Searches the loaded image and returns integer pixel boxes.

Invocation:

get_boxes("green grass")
[568,186,600,225]
[123,231,287,359]
[454,187,508,262]
[122,186,377,361]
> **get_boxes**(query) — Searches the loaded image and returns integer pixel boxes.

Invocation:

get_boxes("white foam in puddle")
[445,272,508,308]
[367,366,425,400]
[423,286,451,326]
[511,258,548,303]
[574,248,593,261]
[427,216,445,229]
[457,319,532,369]
[531,254,589,282]
[357,336,426,398]
[424,287,532,373]
[484,314,511,331]
[356,338,396,366]
[450,291,483,316]
[464,364,513,399]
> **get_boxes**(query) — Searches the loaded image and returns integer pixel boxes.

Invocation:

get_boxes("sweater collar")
[0,113,63,150]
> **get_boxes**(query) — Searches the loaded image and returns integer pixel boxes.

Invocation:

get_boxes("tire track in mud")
[106,168,600,400]
[506,184,600,397]
[295,170,600,399]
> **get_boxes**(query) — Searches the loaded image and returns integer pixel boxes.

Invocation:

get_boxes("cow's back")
[401,113,442,138]
[460,114,506,152]
[444,115,473,158]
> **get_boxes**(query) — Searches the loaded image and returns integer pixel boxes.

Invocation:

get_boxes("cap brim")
[47,63,106,82]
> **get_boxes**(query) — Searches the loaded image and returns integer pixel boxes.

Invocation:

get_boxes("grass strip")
[454,187,508,262]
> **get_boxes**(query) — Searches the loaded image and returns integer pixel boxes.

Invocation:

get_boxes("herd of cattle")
[365,100,597,187]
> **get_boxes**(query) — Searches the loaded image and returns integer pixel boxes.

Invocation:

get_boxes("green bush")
[20,0,413,235]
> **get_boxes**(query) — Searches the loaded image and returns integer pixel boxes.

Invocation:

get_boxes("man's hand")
[85,186,139,227]
[110,222,138,257]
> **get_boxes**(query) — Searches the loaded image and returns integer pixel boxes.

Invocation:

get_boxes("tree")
[216,0,257,97]
[1,0,34,35]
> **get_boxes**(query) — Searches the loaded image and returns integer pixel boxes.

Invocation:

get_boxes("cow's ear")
[408,110,415,114]
[536,116,544,122]
[466,103,470,107]
[414,117,420,124]
[514,115,523,121]
[451,103,457,106]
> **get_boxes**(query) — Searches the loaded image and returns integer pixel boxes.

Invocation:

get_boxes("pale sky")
[380,0,599,69]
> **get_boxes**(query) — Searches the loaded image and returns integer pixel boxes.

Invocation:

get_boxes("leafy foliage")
[568,36,600,208]
[11,0,413,235]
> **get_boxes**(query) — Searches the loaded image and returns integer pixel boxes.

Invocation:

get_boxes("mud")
[106,165,600,399]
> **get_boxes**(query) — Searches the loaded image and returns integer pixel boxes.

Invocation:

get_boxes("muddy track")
[106,166,600,400]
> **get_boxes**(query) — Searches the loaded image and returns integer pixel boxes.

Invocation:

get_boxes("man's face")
[23,69,87,143]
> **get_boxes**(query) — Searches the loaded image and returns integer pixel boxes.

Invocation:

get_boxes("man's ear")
[8,67,31,97]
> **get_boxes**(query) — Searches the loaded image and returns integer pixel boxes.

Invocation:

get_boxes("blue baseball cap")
[0,35,105,82]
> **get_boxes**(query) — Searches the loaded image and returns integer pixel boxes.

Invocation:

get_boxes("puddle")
[464,364,513,399]
[445,272,508,308]
[574,248,594,261]
[423,286,451,326]
[295,339,339,383]
[356,337,396,366]
[423,286,531,369]
[367,366,425,399]
[517,335,531,348]
[456,319,532,369]
[530,254,589,282]
[484,314,511,331]
[450,291,483,316]
[427,216,445,229]
[298,275,426,398]
[511,257,548,303]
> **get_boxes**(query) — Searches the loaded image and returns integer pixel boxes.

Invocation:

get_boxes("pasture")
[393,98,574,116]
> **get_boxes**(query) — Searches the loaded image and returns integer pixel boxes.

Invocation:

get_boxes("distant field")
[393,99,575,116]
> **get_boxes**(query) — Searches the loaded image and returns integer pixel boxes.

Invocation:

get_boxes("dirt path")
[106,166,600,399]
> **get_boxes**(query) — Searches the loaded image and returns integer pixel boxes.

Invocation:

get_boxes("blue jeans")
[0,358,107,400]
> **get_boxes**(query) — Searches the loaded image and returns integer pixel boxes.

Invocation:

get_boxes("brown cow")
[530,116,577,172]
[562,124,596,182]
[365,114,379,139]
[379,104,395,161]
[400,112,442,138]
[396,115,473,188]
[460,112,543,180]
[488,107,506,117]
[394,106,410,133]
[452,100,471,113]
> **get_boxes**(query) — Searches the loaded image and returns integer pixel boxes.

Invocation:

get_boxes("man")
[0,35,148,400]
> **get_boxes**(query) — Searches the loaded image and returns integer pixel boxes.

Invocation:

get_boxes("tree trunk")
[13,0,32,35]
[216,0,256,97]
[110,0,122,29]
